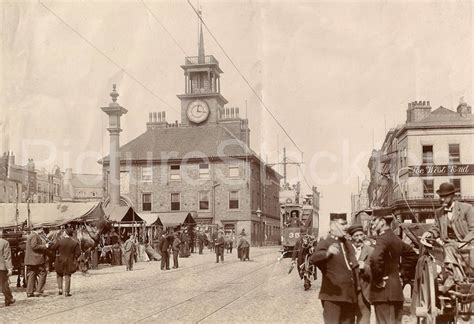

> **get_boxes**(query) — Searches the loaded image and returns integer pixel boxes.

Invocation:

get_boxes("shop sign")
[409,164,474,177]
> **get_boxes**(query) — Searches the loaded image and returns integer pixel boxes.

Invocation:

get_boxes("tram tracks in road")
[30,249,277,322]
[194,278,269,323]
[133,257,279,323]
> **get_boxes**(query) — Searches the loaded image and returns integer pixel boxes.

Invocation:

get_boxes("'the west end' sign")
[409,164,474,177]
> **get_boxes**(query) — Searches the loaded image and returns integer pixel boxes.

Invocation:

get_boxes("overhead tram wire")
[140,0,189,57]
[38,0,179,114]
[296,163,313,191]
[186,0,304,155]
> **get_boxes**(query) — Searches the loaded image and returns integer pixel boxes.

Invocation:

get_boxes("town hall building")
[100,25,281,246]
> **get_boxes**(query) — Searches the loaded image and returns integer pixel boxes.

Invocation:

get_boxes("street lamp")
[256,208,262,247]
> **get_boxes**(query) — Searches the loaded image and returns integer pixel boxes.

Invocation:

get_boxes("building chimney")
[457,97,472,117]
[147,111,168,130]
[406,100,432,122]
[27,158,35,172]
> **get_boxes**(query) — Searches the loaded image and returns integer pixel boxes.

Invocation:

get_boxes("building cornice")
[396,123,474,139]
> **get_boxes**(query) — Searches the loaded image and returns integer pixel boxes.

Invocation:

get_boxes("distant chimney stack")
[147,111,168,130]
[457,97,472,117]
[406,100,432,123]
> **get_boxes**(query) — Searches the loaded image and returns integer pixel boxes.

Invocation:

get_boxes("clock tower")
[177,11,228,126]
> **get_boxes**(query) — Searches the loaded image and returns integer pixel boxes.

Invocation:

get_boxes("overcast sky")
[1,0,472,229]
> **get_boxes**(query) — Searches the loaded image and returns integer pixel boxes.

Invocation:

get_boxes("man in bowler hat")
[421,182,474,288]
[158,232,170,270]
[51,227,81,297]
[24,224,50,297]
[370,208,417,324]
[310,213,358,323]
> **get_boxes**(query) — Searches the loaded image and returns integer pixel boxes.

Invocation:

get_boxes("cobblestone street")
[1,247,414,323]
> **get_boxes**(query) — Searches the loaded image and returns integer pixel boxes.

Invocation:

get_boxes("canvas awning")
[155,212,196,228]
[0,202,105,228]
[104,206,143,223]
[138,213,163,227]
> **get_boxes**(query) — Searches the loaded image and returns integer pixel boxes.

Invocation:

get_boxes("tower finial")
[110,84,119,103]
[198,7,205,63]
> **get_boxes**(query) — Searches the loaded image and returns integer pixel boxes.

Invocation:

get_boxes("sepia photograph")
[0,0,473,323]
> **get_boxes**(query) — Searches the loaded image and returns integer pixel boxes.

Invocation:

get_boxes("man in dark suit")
[214,231,225,263]
[197,231,205,255]
[370,208,417,324]
[291,227,317,291]
[158,232,170,270]
[421,182,474,287]
[310,214,358,324]
[0,231,15,306]
[24,224,50,297]
[52,227,81,297]
[347,224,373,324]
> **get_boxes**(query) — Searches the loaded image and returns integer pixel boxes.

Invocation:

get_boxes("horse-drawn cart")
[401,223,474,323]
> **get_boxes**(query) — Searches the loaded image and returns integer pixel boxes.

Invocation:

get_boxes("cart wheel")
[415,256,438,324]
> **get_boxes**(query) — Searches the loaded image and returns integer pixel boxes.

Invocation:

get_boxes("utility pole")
[266,147,303,187]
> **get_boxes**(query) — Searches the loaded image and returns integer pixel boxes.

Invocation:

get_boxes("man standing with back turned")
[370,208,417,324]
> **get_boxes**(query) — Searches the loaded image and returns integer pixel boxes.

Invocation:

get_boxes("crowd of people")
[301,181,474,324]
[3,181,472,324]
[0,224,252,307]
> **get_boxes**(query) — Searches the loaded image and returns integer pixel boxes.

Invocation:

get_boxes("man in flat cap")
[310,214,358,323]
[421,182,474,290]
[369,208,417,324]
[347,224,373,324]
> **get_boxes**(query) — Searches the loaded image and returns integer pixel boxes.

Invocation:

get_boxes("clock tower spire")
[198,7,205,64]
[177,7,227,126]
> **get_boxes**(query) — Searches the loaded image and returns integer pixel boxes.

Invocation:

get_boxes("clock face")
[187,100,210,124]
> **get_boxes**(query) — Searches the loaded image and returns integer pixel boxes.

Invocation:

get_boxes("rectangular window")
[449,178,461,197]
[423,180,434,198]
[448,144,460,163]
[170,165,181,180]
[199,191,209,210]
[199,163,210,179]
[422,145,433,164]
[142,193,152,211]
[141,166,152,182]
[229,165,240,178]
[229,191,239,209]
[171,193,180,211]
